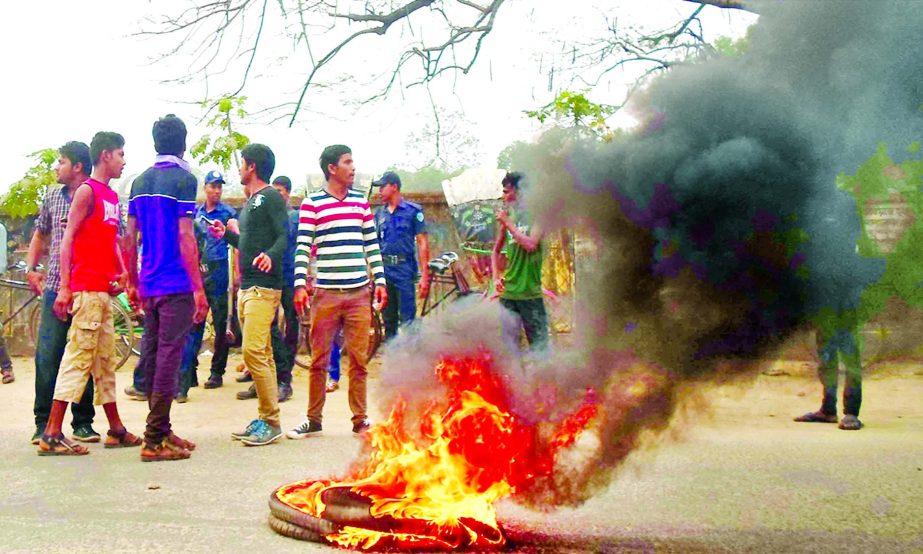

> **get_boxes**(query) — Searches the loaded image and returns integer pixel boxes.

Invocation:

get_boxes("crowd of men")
[8,106,866,465]
[19,113,553,461]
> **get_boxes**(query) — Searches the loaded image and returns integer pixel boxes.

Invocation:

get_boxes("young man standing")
[372,171,430,340]
[26,142,98,444]
[491,172,549,353]
[210,144,288,446]
[237,175,298,402]
[288,144,387,439]
[126,115,209,461]
[38,132,139,456]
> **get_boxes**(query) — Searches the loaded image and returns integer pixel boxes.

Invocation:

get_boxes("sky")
[0,1,756,197]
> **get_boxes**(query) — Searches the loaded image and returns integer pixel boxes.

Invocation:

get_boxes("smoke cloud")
[376,0,923,508]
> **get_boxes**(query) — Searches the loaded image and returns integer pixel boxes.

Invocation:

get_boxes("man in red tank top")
[38,132,142,456]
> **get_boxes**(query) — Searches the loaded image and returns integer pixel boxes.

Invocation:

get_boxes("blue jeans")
[33,290,95,430]
[382,279,416,340]
[329,339,342,382]
[817,320,862,417]
[500,297,549,353]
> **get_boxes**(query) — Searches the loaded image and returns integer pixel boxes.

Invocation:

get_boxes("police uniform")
[375,200,426,339]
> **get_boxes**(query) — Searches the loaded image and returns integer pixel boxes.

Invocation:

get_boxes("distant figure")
[372,170,430,340]
[491,171,548,353]
[795,190,884,431]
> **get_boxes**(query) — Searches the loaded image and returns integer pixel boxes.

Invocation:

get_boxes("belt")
[382,254,407,265]
[318,285,366,294]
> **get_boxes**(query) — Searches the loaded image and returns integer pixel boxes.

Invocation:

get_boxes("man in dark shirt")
[126,115,209,461]
[173,170,238,398]
[209,144,288,446]
[372,171,430,340]
[236,175,297,403]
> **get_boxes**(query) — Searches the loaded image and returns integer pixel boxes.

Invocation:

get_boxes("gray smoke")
[375,0,923,507]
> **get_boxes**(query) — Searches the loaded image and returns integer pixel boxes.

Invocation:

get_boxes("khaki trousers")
[53,292,117,405]
[239,286,282,424]
[308,287,370,425]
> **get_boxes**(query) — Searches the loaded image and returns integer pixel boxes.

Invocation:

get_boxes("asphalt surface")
[0,355,921,553]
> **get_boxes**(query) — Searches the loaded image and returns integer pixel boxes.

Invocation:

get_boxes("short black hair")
[59,141,92,175]
[502,171,524,189]
[90,132,125,164]
[272,175,292,192]
[319,144,351,180]
[240,143,275,183]
[152,114,187,156]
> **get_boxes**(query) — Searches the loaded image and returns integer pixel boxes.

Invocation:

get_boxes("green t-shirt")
[501,208,543,300]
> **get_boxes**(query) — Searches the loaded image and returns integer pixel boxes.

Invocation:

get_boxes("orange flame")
[273,350,598,550]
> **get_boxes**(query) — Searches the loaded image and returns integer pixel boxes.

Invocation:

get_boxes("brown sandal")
[166,432,196,451]
[1,369,14,384]
[37,434,90,456]
[140,440,191,462]
[104,428,143,448]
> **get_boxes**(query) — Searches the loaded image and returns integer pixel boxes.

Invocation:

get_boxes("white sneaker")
[286,419,322,439]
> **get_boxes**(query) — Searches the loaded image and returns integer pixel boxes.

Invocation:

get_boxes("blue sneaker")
[240,420,282,446]
[231,419,260,441]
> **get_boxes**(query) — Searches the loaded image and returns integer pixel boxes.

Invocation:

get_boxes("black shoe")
[175,393,189,404]
[72,424,101,443]
[236,384,257,400]
[235,371,253,383]
[352,419,371,434]
[278,383,293,403]
[286,420,322,439]
[204,375,223,389]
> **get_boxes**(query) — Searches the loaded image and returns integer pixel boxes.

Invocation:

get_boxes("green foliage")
[1,148,58,218]
[386,165,462,194]
[189,96,251,171]
[497,141,529,170]
[712,32,751,58]
[524,90,618,140]
[839,143,923,321]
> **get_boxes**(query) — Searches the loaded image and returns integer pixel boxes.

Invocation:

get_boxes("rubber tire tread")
[267,488,342,536]
[267,513,325,543]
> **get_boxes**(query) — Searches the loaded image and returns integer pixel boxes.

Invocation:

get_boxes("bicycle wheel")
[28,300,42,345]
[111,298,135,370]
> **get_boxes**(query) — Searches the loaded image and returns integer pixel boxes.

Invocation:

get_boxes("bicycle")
[420,251,481,317]
[292,286,385,370]
[0,263,43,346]
[24,277,137,371]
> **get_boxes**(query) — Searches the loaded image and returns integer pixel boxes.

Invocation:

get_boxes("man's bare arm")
[25,229,47,295]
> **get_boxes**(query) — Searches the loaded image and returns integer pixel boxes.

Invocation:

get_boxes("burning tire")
[267,513,325,543]
[268,486,342,539]
[268,481,506,550]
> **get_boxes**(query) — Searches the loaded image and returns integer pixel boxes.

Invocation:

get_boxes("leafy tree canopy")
[1,149,57,218]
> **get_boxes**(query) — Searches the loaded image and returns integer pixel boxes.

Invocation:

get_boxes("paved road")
[0,356,921,553]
